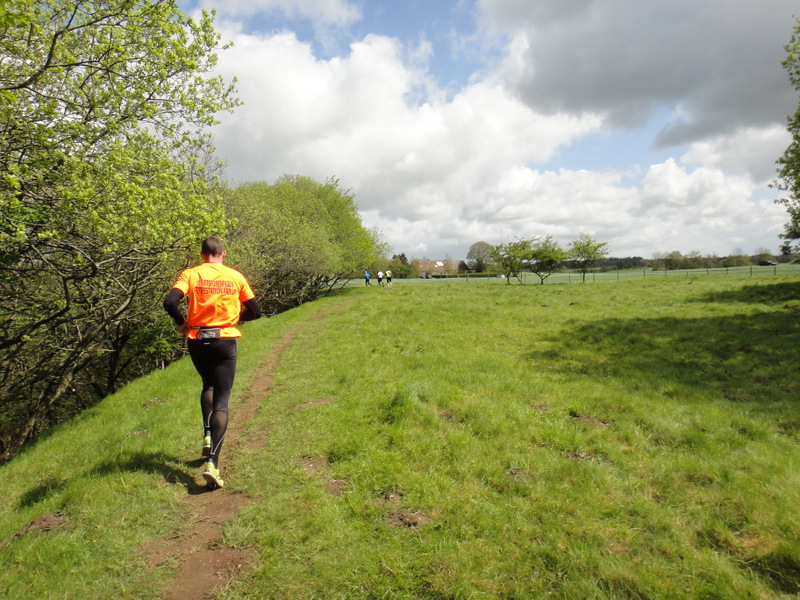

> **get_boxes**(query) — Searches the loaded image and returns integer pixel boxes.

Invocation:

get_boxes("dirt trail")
[143,318,307,599]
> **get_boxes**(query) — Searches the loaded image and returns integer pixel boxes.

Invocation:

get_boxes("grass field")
[1,273,799,599]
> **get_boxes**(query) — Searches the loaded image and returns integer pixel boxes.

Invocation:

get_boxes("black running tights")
[187,338,238,467]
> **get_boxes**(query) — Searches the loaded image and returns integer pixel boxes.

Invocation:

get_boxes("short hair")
[201,237,225,257]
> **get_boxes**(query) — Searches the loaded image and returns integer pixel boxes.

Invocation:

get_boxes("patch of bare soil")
[567,451,600,461]
[296,397,334,410]
[371,490,432,530]
[569,409,609,427]
[151,493,252,599]
[506,468,535,481]
[15,512,68,537]
[299,454,347,496]
[386,509,430,529]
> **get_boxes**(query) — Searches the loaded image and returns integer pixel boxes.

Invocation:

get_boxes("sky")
[179,0,799,260]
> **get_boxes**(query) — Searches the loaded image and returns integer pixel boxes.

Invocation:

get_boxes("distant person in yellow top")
[163,237,261,489]
[385,269,392,289]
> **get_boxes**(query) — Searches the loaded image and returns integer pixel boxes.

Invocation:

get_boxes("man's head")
[201,237,226,261]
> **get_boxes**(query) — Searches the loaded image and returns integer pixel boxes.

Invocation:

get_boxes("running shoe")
[203,462,224,488]
[202,435,212,457]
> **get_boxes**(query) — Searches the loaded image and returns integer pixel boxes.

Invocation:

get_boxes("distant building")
[418,260,447,277]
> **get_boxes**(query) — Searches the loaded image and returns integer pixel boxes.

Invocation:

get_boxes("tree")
[754,247,777,264]
[491,238,532,284]
[444,253,458,275]
[650,251,667,271]
[684,250,708,269]
[223,177,381,314]
[409,256,422,278]
[0,0,237,460]
[665,250,685,270]
[466,241,494,272]
[569,233,609,282]
[776,17,800,254]
[387,253,415,279]
[528,235,568,284]
[721,249,751,267]
[653,250,713,270]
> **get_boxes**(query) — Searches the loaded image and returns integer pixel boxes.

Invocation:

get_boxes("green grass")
[1,275,799,599]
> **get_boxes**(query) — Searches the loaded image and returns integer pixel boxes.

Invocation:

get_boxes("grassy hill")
[1,274,799,599]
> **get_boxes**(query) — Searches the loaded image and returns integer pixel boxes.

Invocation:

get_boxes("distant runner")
[163,237,261,489]
[385,269,392,289]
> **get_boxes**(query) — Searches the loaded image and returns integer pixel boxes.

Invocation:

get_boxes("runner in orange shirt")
[163,237,261,489]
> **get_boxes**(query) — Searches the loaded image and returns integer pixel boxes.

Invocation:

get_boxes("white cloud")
[680,125,791,184]
[198,1,794,260]
[636,159,786,255]
[211,27,601,200]
[641,159,747,213]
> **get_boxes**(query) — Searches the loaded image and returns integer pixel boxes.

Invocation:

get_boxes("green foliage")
[776,17,800,253]
[491,238,532,283]
[569,232,610,282]
[223,176,381,314]
[529,234,568,284]
[0,0,237,460]
[387,253,416,279]
[652,250,718,270]
[720,250,753,267]
[487,234,609,284]
[466,240,495,272]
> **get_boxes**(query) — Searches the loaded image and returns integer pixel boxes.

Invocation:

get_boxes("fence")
[522,263,800,284]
